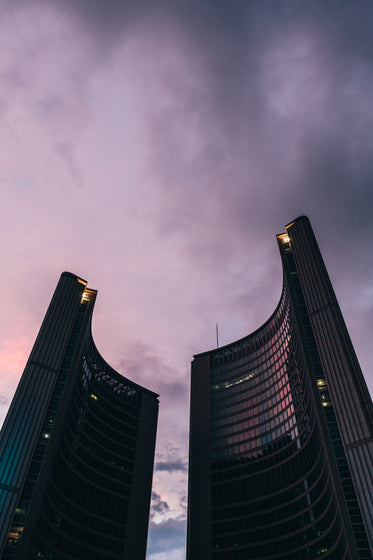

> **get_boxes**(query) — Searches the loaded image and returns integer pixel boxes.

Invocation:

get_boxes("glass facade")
[209,284,349,559]
[187,217,373,560]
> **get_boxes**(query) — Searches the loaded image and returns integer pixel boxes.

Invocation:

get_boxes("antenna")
[216,323,219,348]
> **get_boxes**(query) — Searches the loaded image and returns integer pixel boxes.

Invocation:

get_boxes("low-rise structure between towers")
[187,216,373,560]
[0,272,158,560]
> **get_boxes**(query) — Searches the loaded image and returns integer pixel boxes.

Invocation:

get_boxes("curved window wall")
[27,335,144,560]
[209,282,349,559]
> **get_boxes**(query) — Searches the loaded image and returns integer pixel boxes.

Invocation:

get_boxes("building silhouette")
[187,216,373,560]
[0,272,158,560]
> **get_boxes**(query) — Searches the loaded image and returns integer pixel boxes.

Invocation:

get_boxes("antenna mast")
[216,323,219,348]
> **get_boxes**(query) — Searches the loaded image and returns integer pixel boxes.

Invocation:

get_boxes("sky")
[1,1,373,558]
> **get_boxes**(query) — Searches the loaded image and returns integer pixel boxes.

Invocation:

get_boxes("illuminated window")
[278,233,291,244]
[81,291,90,303]
[81,288,95,304]
[7,526,23,542]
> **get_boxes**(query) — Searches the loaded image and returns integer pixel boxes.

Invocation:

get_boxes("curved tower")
[187,216,373,560]
[0,272,158,560]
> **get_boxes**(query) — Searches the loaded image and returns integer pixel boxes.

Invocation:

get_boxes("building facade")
[187,216,373,560]
[0,272,158,560]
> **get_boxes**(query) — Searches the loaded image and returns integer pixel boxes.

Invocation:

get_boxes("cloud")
[148,517,186,556]
[117,342,188,399]
[178,490,187,518]
[151,491,170,517]
[155,460,187,473]
[148,552,185,560]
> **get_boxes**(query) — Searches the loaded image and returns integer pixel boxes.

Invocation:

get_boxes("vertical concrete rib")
[287,216,373,553]
[0,273,84,558]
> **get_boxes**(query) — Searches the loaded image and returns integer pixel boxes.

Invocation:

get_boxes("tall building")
[187,216,373,560]
[0,272,158,560]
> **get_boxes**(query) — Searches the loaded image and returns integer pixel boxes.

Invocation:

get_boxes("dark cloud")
[151,491,170,517]
[68,0,369,275]
[155,460,187,473]
[5,0,373,244]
